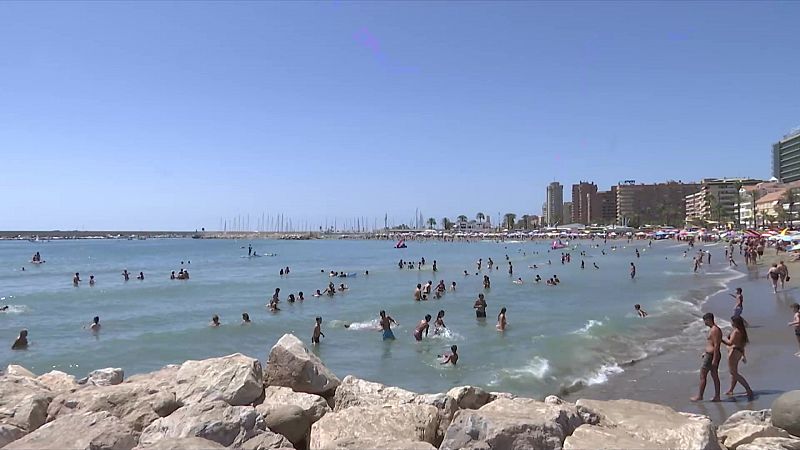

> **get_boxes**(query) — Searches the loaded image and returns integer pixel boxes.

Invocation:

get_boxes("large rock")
[773,390,800,437]
[265,334,340,396]
[5,411,137,450]
[575,399,719,450]
[241,431,295,450]
[0,424,27,448]
[564,425,659,449]
[719,410,791,449]
[126,365,180,388]
[88,367,125,386]
[37,370,79,393]
[738,436,800,450]
[316,437,437,450]
[447,386,491,410]
[332,376,456,444]
[5,365,35,378]
[310,404,439,449]
[47,382,175,431]
[139,401,264,448]
[257,386,331,423]
[440,397,583,450]
[175,353,264,406]
[263,404,310,448]
[0,375,53,433]
[133,437,226,450]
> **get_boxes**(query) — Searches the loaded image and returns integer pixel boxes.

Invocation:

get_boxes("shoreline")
[569,249,800,423]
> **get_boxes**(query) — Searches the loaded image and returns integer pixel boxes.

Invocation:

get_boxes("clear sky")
[1,1,799,230]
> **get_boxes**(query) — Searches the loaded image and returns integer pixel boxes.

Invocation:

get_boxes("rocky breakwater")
[0,333,798,450]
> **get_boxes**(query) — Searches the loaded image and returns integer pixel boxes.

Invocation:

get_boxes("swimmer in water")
[496,307,507,331]
[73,272,81,286]
[241,313,251,324]
[269,299,280,312]
[299,291,305,301]
[0,305,8,312]
[170,271,176,280]
[593,262,599,269]
[474,293,487,319]
[451,281,456,291]
[137,272,144,280]
[630,262,636,279]
[313,289,322,297]
[513,277,523,285]
[439,345,458,365]
[414,314,431,341]
[89,275,95,286]
[634,304,648,318]
[122,270,129,281]
[338,283,348,292]
[534,274,542,283]
[210,315,220,327]
[379,310,397,340]
[86,316,101,333]
[312,317,325,344]
[434,310,446,334]
[11,329,28,350]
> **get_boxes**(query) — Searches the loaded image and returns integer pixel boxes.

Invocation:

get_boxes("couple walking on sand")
[691,312,753,402]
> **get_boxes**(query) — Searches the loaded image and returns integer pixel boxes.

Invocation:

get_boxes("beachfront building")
[616,180,701,227]
[772,127,800,183]
[571,181,598,225]
[545,182,563,226]
[683,178,762,227]
[594,187,617,225]
[737,179,790,228]
[454,216,492,231]
[562,202,573,226]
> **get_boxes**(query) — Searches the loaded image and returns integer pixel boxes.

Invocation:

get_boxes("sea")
[0,238,742,397]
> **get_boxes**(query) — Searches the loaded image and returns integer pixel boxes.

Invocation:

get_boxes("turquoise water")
[0,238,739,396]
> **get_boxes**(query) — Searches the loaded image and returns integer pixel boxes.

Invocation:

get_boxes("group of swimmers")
[398,258,437,272]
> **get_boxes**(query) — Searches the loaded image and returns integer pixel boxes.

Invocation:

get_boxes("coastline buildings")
[562,202,573,225]
[616,180,701,227]
[595,187,617,225]
[684,178,762,225]
[772,127,800,183]
[545,182,563,226]
[571,181,598,224]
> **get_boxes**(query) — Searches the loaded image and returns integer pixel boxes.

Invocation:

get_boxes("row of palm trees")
[425,212,538,231]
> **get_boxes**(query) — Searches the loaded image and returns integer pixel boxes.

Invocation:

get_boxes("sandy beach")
[570,249,800,423]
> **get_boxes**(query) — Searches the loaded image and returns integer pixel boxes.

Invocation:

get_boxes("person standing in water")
[11,329,28,350]
[474,293,487,319]
[86,316,101,333]
[722,315,754,400]
[248,244,252,256]
[210,315,221,327]
[73,272,81,286]
[312,317,325,344]
[379,310,397,340]
[122,270,129,281]
[629,262,636,280]
[789,303,800,357]
[414,315,431,341]
[691,313,722,402]
[496,307,507,331]
[729,288,749,327]
[241,313,251,325]
[434,310,446,334]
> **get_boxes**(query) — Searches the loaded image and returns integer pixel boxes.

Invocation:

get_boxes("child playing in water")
[312,317,325,344]
[634,304,648,318]
[439,345,458,365]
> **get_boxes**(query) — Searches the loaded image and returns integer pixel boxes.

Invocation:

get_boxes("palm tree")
[442,217,453,231]
[733,182,743,229]
[476,212,485,225]
[750,190,761,228]
[427,218,437,229]
[782,188,798,227]
[457,215,468,223]
[521,215,531,230]
[503,213,517,230]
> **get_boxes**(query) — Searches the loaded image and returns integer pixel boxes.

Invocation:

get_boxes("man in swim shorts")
[789,303,800,356]
[312,317,325,345]
[380,310,397,340]
[691,313,722,402]
[414,315,431,341]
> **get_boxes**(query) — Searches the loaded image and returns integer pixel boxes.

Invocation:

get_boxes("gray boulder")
[0,424,27,448]
[265,334,340,396]
[719,409,791,449]
[773,390,800,437]
[47,382,175,431]
[5,411,137,450]
[88,367,125,386]
[257,386,331,423]
[263,404,310,448]
[175,353,264,406]
[447,386,492,410]
[315,437,437,450]
[0,375,53,433]
[133,437,226,450]
[564,425,658,449]
[440,397,583,450]
[241,431,295,450]
[138,401,264,448]
[738,436,800,450]
[310,404,439,449]
[37,370,79,393]
[575,399,719,450]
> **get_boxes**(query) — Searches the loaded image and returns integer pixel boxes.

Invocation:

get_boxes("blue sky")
[1,1,798,230]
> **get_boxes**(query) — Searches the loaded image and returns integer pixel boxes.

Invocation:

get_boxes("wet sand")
[570,250,800,424]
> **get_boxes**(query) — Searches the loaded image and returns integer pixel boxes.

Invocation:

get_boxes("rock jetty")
[2,333,799,450]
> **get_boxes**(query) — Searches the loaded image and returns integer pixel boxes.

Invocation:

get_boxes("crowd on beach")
[6,236,800,394]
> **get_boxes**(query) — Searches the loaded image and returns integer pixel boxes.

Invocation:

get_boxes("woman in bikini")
[722,315,754,400]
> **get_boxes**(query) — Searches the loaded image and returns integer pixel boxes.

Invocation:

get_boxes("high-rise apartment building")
[773,128,800,183]
[545,182,563,226]
[571,181,598,224]
[684,178,762,225]
[595,187,618,225]
[562,202,573,225]
[616,181,701,227]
